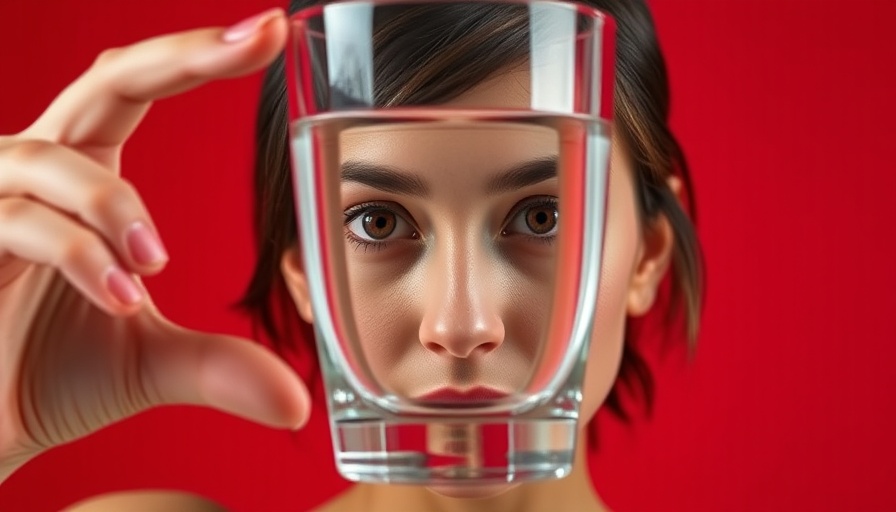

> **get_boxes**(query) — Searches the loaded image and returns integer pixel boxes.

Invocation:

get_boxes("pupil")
[526,206,557,235]
[363,210,396,239]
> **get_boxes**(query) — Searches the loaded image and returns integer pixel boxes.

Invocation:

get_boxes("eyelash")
[347,238,383,253]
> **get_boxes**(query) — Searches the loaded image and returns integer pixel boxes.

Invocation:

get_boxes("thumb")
[139,320,311,430]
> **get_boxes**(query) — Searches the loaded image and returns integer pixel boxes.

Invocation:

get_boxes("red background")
[2,0,895,510]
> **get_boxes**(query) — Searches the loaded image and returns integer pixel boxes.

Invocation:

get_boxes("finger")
[0,197,144,315]
[0,139,168,273]
[141,323,311,430]
[26,8,287,149]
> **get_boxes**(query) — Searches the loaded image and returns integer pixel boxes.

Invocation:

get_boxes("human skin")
[338,120,560,397]
[0,7,677,511]
[280,69,678,511]
[0,9,310,487]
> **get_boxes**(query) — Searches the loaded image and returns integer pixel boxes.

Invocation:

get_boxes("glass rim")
[284,0,616,120]
[289,0,611,24]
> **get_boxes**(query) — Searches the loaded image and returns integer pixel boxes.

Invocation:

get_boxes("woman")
[0,0,702,510]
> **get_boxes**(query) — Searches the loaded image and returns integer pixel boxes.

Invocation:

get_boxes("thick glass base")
[333,418,576,485]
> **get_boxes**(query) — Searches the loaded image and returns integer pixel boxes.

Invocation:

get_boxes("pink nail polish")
[126,222,168,266]
[105,266,143,306]
[222,8,282,43]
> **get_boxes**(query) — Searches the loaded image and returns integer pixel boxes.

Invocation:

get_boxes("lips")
[416,386,509,405]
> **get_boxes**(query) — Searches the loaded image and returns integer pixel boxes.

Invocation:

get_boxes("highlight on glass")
[285,0,615,485]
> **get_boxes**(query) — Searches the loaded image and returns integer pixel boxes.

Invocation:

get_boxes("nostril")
[474,341,501,355]
[419,328,504,359]
[422,341,448,355]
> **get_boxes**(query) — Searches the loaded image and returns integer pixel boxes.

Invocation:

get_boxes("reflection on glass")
[287,0,613,484]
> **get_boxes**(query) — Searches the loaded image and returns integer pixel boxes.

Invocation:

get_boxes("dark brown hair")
[240,0,704,427]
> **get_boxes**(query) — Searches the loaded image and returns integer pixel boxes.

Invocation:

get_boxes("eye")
[502,196,558,239]
[344,202,418,245]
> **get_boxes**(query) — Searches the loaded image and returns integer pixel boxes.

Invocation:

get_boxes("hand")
[0,8,310,481]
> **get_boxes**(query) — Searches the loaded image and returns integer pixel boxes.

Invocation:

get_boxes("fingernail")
[126,222,168,266]
[222,8,283,43]
[105,266,143,306]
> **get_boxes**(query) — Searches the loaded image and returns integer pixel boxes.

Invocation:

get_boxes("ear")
[626,176,681,316]
[280,245,314,323]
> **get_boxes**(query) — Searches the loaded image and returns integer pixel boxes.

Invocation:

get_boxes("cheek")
[347,261,423,390]
[578,164,641,424]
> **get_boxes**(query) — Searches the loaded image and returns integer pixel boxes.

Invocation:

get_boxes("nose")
[418,238,505,358]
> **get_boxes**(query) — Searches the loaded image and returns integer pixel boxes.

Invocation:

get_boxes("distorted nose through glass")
[286,0,614,485]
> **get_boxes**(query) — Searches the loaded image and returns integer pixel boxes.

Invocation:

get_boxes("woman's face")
[338,119,561,399]
[283,69,668,443]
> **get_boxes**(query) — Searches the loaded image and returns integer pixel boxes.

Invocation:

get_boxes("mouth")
[415,386,509,406]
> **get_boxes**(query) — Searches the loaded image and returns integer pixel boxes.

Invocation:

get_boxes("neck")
[348,432,607,512]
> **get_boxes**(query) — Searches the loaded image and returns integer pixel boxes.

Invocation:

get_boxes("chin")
[426,482,519,500]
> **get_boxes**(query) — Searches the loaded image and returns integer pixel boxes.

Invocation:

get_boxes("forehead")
[340,122,558,169]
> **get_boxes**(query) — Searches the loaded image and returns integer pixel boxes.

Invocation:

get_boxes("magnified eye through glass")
[344,201,419,248]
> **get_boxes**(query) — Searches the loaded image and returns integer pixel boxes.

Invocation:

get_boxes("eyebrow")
[340,155,557,197]
[341,161,430,197]
[485,155,557,194]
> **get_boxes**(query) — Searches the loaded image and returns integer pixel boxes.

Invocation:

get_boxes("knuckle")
[92,47,125,69]
[59,230,102,267]
[0,197,31,224]
[118,178,140,201]
[84,179,134,216]
[1,139,55,165]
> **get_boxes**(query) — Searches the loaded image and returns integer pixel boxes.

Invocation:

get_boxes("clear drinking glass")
[285,0,615,485]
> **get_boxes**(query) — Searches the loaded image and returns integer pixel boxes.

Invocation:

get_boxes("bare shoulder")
[311,485,365,512]
[64,490,227,512]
